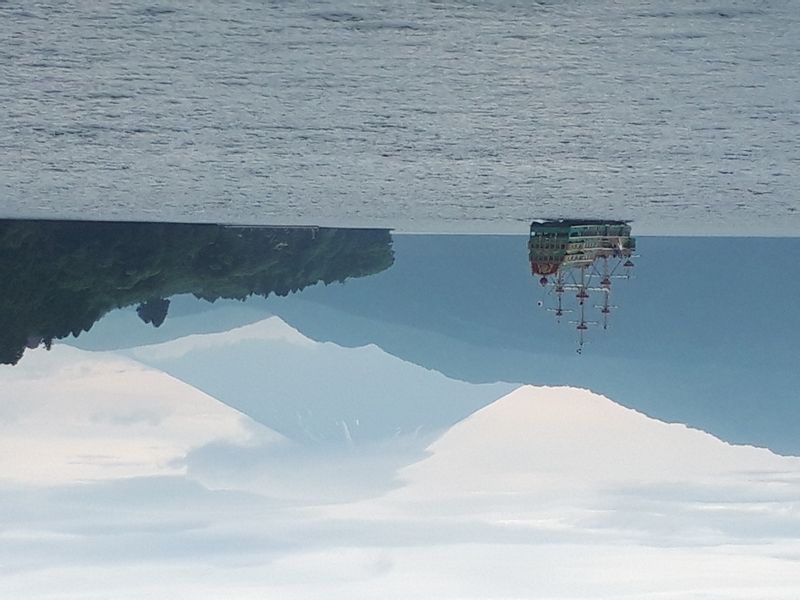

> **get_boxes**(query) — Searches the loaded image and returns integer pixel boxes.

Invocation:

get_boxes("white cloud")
[0,345,275,485]
[333,386,800,549]
[2,340,800,597]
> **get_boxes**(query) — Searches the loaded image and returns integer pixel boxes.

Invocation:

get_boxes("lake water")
[2,0,799,234]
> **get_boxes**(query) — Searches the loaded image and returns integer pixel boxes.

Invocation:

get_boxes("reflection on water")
[0,220,393,365]
[529,219,637,352]
[1,219,800,598]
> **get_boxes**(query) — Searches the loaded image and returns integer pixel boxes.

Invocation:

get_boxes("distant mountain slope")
[127,317,515,447]
[265,234,800,456]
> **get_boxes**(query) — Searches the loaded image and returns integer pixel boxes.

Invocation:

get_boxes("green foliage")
[136,298,171,328]
[0,220,394,365]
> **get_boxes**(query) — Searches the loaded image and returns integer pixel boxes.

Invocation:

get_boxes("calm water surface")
[2,0,799,233]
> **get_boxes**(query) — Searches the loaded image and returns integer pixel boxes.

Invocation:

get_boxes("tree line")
[0,220,393,365]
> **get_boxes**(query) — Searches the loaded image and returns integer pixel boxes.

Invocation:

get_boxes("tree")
[0,221,394,365]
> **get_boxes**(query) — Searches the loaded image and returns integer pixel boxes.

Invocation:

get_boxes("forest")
[0,220,394,365]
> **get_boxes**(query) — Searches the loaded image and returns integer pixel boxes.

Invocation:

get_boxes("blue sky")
[69,234,800,455]
[264,234,800,455]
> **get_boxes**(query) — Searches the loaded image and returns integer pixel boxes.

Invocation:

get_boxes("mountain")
[126,316,515,447]
[262,234,800,456]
